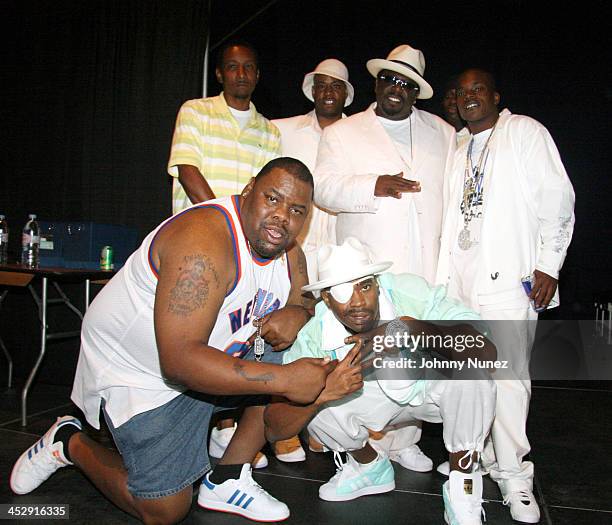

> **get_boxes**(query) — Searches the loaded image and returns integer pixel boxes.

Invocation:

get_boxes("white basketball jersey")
[72,195,292,429]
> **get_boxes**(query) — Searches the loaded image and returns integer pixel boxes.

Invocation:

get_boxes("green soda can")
[100,245,114,270]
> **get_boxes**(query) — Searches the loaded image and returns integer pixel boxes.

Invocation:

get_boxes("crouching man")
[264,238,497,525]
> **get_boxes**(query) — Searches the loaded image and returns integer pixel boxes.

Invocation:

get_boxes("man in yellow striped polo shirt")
[168,40,280,214]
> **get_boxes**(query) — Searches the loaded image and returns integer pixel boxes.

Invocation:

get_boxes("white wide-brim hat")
[302,237,392,292]
[302,58,354,107]
[366,44,433,100]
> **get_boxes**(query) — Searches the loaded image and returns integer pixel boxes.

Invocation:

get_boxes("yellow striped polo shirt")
[168,93,281,214]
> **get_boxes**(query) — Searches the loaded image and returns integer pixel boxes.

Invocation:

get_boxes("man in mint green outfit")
[264,237,496,525]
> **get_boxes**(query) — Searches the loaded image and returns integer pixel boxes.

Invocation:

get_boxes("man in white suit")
[314,44,456,284]
[314,44,456,473]
[273,58,354,285]
[436,68,575,523]
[269,58,353,463]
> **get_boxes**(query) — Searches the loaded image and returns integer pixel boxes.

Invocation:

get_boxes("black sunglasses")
[378,74,419,92]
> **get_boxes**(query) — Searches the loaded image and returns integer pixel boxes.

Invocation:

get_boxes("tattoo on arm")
[233,361,274,382]
[168,254,220,317]
[297,250,308,279]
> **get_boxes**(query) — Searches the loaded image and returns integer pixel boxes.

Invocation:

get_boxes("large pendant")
[254,335,265,362]
[458,228,472,250]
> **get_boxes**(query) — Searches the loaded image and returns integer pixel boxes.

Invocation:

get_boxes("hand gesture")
[374,173,421,198]
[316,342,365,405]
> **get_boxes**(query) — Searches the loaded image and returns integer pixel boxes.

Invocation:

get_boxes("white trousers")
[479,305,538,483]
[307,378,496,454]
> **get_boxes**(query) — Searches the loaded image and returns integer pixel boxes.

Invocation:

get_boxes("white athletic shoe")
[388,444,433,473]
[438,460,451,476]
[10,416,82,495]
[438,460,489,478]
[198,464,289,522]
[209,424,268,469]
[499,479,541,523]
[209,424,237,458]
[443,470,485,525]
[319,452,395,502]
[272,436,306,463]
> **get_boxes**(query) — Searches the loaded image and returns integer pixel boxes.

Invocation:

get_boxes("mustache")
[346,309,372,317]
[262,221,288,235]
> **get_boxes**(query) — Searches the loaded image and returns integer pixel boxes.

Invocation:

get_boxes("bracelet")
[384,318,411,348]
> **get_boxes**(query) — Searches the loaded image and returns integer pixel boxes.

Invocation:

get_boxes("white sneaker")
[209,424,237,458]
[438,460,490,477]
[252,452,268,469]
[209,424,268,469]
[437,460,451,476]
[273,436,306,463]
[198,464,289,522]
[499,479,540,523]
[10,416,82,495]
[319,452,395,502]
[443,470,485,525]
[389,444,433,473]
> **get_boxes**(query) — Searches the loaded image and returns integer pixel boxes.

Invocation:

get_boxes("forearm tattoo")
[233,362,274,382]
[168,254,219,317]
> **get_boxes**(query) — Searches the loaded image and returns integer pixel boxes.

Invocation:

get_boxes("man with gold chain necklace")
[436,69,575,523]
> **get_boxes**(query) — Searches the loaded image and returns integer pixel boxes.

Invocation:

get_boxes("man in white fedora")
[313,43,456,472]
[264,237,496,524]
[270,59,353,461]
[273,58,354,285]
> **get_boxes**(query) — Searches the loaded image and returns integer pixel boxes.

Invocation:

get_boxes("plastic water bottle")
[0,214,8,264]
[21,214,40,268]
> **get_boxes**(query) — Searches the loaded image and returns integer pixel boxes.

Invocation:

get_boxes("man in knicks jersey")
[11,158,332,524]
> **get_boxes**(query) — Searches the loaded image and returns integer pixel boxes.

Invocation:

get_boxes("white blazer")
[272,111,338,284]
[313,105,456,283]
[436,109,575,308]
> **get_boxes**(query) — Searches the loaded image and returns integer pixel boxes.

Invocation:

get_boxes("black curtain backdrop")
[0,0,610,385]
[1,0,208,255]
[0,0,208,383]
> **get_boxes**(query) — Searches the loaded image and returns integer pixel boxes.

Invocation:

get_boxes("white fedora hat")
[366,44,433,99]
[302,237,392,292]
[302,58,354,107]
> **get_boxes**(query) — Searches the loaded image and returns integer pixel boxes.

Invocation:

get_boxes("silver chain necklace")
[247,241,277,361]
[458,119,498,250]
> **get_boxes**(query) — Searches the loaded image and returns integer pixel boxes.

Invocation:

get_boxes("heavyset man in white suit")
[313,44,456,473]
[314,44,456,284]
[436,68,575,524]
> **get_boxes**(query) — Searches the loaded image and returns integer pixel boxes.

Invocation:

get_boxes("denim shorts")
[103,344,285,499]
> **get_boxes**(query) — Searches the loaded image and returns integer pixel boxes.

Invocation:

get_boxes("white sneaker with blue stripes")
[10,415,82,495]
[198,463,289,522]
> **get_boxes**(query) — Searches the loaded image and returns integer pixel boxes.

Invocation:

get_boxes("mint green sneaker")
[319,452,395,501]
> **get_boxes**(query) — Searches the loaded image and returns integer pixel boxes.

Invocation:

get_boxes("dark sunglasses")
[378,74,419,93]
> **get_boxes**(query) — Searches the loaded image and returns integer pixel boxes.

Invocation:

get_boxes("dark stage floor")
[1,381,610,524]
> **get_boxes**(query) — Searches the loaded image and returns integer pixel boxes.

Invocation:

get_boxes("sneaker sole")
[275,451,306,463]
[319,480,395,502]
[509,509,540,523]
[197,499,289,522]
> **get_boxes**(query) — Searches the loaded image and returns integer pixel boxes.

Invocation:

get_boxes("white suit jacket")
[436,109,575,309]
[314,105,456,283]
[273,111,338,284]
